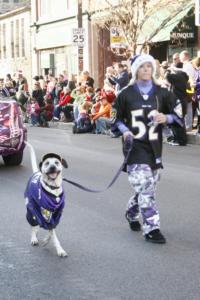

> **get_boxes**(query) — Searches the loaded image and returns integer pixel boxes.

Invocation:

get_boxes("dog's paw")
[57,249,68,257]
[31,237,39,246]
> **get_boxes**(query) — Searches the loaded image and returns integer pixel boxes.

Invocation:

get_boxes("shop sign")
[170,8,196,42]
[110,27,128,48]
[170,32,194,39]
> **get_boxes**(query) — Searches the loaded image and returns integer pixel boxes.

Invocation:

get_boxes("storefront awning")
[138,1,194,44]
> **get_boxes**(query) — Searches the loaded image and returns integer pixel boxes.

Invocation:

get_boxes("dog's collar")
[43,181,61,190]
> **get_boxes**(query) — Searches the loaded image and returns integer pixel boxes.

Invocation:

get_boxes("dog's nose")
[49,166,57,173]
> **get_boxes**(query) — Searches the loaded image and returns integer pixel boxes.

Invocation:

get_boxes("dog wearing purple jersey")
[25,143,68,257]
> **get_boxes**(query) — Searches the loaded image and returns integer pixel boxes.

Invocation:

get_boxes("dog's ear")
[61,158,68,168]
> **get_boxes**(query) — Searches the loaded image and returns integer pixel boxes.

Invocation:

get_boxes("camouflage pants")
[126,164,161,235]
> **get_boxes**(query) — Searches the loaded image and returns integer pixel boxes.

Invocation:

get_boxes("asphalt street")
[0,126,200,300]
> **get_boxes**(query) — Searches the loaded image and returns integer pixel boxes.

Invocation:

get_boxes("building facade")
[0,0,30,14]
[31,0,94,81]
[0,5,32,83]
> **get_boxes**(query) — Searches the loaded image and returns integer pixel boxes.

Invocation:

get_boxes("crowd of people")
[0,49,200,144]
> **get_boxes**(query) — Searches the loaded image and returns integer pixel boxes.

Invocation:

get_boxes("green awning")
[138,1,194,44]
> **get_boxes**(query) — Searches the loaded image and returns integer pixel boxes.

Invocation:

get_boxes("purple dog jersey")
[25,172,65,230]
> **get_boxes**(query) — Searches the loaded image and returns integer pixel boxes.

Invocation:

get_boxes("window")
[11,21,14,58]
[14,0,19,3]
[3,0,9,3]
[21,18,25,57]
[15,19,20,57]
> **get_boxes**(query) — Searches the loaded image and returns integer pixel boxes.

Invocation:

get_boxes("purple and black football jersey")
[112,84,183,169]
[25,172,65,230]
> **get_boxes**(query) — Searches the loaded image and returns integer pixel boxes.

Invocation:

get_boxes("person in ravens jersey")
[111,54,184,244]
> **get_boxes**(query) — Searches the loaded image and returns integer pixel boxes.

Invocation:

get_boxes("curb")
[48,121,73,130]
[48,121,200,145]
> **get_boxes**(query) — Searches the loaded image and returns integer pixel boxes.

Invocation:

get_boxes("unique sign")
[170,32,195,39]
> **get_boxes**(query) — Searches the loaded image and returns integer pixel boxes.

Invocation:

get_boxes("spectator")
[180,50,196,131]
[54,74,67,104]
[0,79,10,97]
[39,75,47,95]
[6,73,16,88]
[108,63,129,94]
[104,66,116,91]
[40,98,54,127]
[171,53,183,69]
[53,87,72,120]
[67,73,76,91]
[71,86,86,122]
[46,75,56,105]
[5,76,16,96]
[165,70,188,145]
[91,93,111,134]
[81,71,94,88]
[75,101,93,133]
[85,86,95,102]
[28,98,40,126]
[32,81,44,108]
[16,70,28,93]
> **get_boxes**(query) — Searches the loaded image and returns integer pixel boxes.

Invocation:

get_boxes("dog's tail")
[25,141,38,173]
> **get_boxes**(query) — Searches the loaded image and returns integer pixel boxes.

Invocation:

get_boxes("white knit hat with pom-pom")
[130,54,157,83]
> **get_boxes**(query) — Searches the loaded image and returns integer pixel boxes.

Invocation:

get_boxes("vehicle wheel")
[3,151,23,166]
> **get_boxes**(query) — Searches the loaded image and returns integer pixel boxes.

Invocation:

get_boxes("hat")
[130,54,156,82]
[42,153,61,162]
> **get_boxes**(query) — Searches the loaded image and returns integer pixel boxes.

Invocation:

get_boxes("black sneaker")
[125,212,141,231]
[129,221,141,231]
[145,229,166,244]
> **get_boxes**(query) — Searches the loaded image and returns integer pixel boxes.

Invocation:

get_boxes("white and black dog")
[25,143,68,257]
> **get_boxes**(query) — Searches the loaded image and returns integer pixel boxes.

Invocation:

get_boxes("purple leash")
[63,135,133,193]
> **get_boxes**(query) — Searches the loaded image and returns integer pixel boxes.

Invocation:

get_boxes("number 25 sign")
[72,28,85,47]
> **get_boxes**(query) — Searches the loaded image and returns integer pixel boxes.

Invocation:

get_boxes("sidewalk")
[48,121,200,145]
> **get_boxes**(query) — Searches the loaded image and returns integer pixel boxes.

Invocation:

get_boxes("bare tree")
[88,0,194,56]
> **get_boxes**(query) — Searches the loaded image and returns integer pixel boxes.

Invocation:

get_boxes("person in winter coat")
[108,63,129,94]
[91,92,111,134]
[53,87,72,120]
[165,70,188,145]
[111,54,184,244]
[40,98,54,127]
[32,81,45,108]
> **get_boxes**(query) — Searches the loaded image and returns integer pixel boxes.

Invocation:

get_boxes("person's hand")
[154,113,167,124]
[123,130,134,141]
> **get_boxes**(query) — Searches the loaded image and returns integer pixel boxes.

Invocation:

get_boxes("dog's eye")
[45,162,49,166]
[55,161,59,165]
